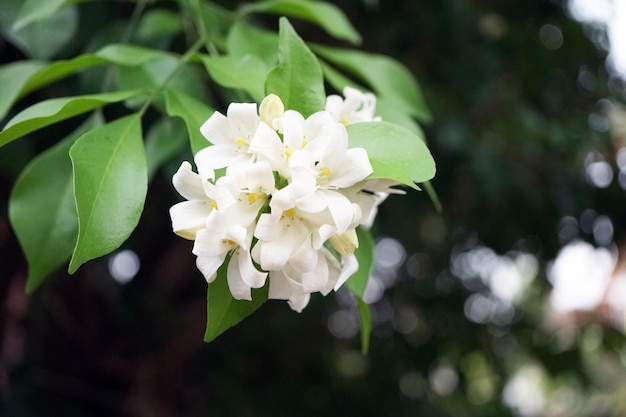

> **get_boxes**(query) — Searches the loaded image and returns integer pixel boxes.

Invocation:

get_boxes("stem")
[137,37,205,116]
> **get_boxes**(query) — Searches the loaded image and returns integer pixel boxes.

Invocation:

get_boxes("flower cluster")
[169,88,394,311]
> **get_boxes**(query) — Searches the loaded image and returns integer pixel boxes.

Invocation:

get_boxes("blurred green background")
[2,0,626,416]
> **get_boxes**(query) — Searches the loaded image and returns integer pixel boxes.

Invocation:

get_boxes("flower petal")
[227,252,252,300]
[172,161,209,201]
[237,248,267,289]
[169,200,212,240]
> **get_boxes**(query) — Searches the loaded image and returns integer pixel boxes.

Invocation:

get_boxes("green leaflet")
[244,0,361,45]
[9,114,103,293]
[0,60,46,121]
[227,21,279,67]
[0,90,144,147]
[0,45,172,119]
[7,3,78,60]
[346,121,436,189]
[164,89,213,155]
[314,45,431,122]
[135,9,183,42]
[12,0,84,31]
[200,54,268,102]
[346,227,375,298]
[265,18,325,118]
[68,114,147,273]
[204,260,269,343]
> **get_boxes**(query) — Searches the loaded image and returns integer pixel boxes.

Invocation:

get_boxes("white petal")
[301,252,329,293]
[248,122,285,172]
[257,234,294,271]
[288,293,310,312]
[195,255,223,283]
[237,248,267,289]
[254,213,282,241]
[226,102,259,138]
[288,237,318,274]
[268,270,296,300]
[227,252,252,300]
[172,161,208,201]
[193,229,232,258]
[194,145,242,179]
[328,148,373,188]
[200,112,232,145]
[169,200,212,240]
[335,254,359,291]
[324,190,359,234]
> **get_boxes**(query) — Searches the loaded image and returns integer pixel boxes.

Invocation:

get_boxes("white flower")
[169,92,398,313]
[325,86,381,125]
[194,102,259,180]
[169,161,216,240]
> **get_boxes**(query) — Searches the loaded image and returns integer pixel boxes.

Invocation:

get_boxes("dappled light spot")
[539,24,564,50]
[429,363,458,396]
[502,364,546,417]
[585,159,613,188]
[327,309,359,339]
[548,240,615,312]
[592,215,613,245]
[108,249,140,284]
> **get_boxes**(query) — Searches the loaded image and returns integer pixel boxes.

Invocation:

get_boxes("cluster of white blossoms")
[169,87,400,312]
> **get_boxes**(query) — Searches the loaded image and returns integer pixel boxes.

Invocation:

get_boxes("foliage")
[0,0,433,348]
[3,1,626,417]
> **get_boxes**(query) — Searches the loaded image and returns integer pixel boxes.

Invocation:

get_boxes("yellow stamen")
[225,239,236,246]
[301,140,308,147]
[340,116,350,125]
[235,137,247,147]
[284,208,296,218]
[247,192,258,204]
[210,201,218,210]
[285,147,293,158]
[320,167,331,177]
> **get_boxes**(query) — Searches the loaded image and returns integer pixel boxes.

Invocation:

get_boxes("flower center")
[247,192,258,204]
[340,116,350,125]
[210,201,218,210]
[284,207,296,218]
[235,137,248,147]
[320,167,331,177]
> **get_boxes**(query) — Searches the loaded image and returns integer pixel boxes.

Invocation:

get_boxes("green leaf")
[12,0,83,31]
[265,18,325,117]
[356,297,372,355]
[346,227,374,298]
[116,56,205,109]
[0,90,144,147]
[164,89,213,155]
[0,45,171,117]
[7,3,78,59]
[0,60,46,121]
[9,114,103,293]
[244,0,361,45]
[204,261,269,343]
[346,121,436,188]
[135,9,183,42]
[314,45,431,122]
[200,54,268,101]
[227,21,279,67]
[68,113,147,273]
[145,117,187,179]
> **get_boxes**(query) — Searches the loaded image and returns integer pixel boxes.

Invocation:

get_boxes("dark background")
[2,0,626,416]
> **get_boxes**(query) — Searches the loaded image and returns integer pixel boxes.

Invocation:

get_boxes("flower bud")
[329,228,359,256]
[259,94,284,127]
